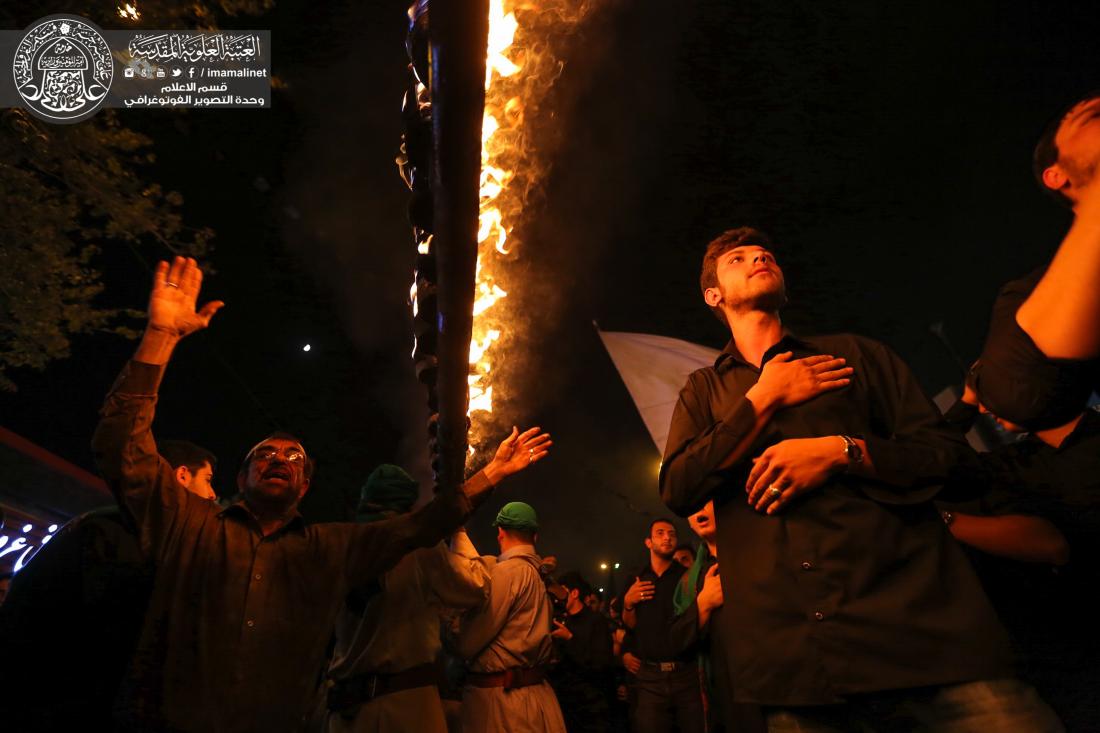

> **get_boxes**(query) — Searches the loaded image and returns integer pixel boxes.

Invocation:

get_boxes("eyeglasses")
[250,446,307,464]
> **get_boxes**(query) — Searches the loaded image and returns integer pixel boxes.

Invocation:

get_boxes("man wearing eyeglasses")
[91,257,549,732]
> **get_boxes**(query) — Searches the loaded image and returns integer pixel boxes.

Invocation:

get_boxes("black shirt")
[560,605,613,670]
[975,269,1098,430]
[945,404,1100,727]
[660,333,1013,705]
[627,559,696,663]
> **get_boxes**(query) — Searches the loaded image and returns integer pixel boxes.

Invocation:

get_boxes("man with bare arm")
[973,92,1100,428]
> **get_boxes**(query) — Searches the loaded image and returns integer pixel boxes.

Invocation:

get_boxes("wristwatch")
[840,435,863,471]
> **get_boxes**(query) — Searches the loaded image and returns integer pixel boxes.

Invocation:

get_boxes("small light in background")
[302,344,312,352]
[598,587,604,593]
[614,562,620,569]
[599,562,608,570]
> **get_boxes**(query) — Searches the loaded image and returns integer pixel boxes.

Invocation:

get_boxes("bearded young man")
[659,228,1062,732]
[620,518,706,733]
[91,257,549,731]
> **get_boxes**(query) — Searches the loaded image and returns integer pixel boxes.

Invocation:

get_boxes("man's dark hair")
[674,542,695,557]
[648,518,675,537]
[240,431,315,479]
[699,227,774,324]
[1032,90,1100,208]
[158,440,217,473]
[557,571,593,599]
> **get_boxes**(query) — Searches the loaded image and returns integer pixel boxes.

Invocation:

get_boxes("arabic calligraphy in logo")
[12,15,113,123]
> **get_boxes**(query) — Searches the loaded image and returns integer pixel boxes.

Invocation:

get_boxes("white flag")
[597,329,721,456]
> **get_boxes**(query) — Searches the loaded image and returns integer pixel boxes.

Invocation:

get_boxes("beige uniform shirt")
[455,545,555,672]
[328,536,490,677]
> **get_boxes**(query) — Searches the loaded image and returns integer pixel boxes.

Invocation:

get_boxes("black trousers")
[631,663,706,733]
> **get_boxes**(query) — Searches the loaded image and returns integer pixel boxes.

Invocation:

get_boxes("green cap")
[492,501,539,532]
[358,464,419,519]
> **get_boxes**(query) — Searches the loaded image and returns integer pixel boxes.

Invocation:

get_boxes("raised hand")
[486,426,552,480]
[148,257,223,339]
[623,576,655,610]
[746,352,852,413]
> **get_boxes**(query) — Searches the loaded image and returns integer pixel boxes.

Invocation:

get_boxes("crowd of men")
[1,91,1099,732]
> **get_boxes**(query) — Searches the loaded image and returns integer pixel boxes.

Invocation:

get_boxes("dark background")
[2,0,1098,591]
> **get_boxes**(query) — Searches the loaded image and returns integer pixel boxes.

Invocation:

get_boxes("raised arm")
[91,258,223,534]
[1016,185,1100,360]
[421,534,491,611]
[453,563,518,662]
[343,426,551,586]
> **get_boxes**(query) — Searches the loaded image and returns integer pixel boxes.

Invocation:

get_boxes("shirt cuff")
[114,360,166,395]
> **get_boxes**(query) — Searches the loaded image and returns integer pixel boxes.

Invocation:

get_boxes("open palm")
[148,257,224,338]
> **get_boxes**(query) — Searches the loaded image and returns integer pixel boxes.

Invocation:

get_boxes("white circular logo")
[13,15,113,124]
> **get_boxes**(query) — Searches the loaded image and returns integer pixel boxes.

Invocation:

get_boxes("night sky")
[3,0,1099,590]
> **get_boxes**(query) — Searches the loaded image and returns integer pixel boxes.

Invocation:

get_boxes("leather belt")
[327,662,440,712]
[466,666,547,690]
[642,660,691,673]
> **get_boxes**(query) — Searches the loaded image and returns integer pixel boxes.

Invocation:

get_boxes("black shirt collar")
[714,331,814,373]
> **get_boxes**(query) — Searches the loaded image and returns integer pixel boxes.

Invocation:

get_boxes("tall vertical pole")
[430,0,489,493]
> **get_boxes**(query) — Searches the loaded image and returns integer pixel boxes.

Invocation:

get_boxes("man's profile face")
[177,461,217,501]
[238,438,310,509]
[645,521,678,559]
[705,245,786,316]
[1048,96,1100,202]
[688,500,716,543]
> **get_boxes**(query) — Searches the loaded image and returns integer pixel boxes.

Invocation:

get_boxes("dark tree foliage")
[0,1,272,390]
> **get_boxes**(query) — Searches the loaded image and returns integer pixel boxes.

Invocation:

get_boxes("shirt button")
[801,562,813,571]
[246,620,255,628]
[254,573,262,580]
[814,611,825,621]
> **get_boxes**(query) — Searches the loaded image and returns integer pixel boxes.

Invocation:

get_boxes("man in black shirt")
[621,518,706,733]
[660,227,1062,731]
[943,386,1100,729]
[975,92,1100,424]
[550,571,614,733]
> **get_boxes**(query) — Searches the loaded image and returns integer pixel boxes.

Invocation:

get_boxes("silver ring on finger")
[766,486,783,499]
[166,281,179,288]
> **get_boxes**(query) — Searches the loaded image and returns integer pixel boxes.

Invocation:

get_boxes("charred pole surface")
[400,0,489,490]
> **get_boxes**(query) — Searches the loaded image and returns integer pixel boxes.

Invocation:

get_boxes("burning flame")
[468,0,520,427]
[467,0,594,450]
[117,2,140,20]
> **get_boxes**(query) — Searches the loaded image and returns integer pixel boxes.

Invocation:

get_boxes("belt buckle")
[658,662,675,673]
